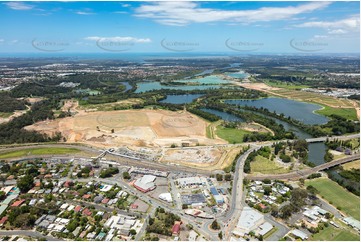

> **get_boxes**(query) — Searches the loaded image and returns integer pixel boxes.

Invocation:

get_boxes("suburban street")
[0,230,61,241]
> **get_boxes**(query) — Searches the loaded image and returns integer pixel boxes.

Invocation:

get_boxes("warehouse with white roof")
[133,175,156,192]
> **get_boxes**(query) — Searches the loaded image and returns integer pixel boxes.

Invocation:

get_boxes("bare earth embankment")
[25,109,226,148]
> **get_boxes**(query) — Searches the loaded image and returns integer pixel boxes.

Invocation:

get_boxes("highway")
[246,153,360,181]
[222,145,260,240]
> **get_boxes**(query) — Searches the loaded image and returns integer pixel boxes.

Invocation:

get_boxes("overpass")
[246,153,360,181]
[305,133,359,143]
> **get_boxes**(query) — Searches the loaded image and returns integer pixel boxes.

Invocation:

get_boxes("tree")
[17,174,34,193]
[129,229,137,235]
[0,191,6,200]
[211,220,220,230]
[224,174,232,181]
[216,174,223,181]
[66,220,78,232]
[122,171,131,180]
[279,204,293,219]
[218,232,223,240]
[264,186,272,196]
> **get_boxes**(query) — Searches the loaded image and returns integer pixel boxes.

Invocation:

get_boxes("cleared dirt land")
[160,145,242,171]
[25,109,226,148]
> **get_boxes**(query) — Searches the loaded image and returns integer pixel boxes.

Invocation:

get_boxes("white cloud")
[328,29,347,35]
[84,36,151,43]
[4,2,33,10]
[313,35,328,39]
[75,11,95,15]
[295,15,360,34]
[134,1,331,26]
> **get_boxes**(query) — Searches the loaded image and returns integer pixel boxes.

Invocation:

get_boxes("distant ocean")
[0,52,240,62]
[0,52,358,61]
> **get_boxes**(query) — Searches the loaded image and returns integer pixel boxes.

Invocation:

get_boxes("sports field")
[0,147,80,159]
[305,178,360,220]
[216,126,251,144]
[311,224,360,241]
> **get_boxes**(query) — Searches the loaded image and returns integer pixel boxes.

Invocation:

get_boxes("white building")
[133,175,156,192]
[177,177,206,187]
[289,229,308,240]
[159,193,173,202]
[233,207,265,237]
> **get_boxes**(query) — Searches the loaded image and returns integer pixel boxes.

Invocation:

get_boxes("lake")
[177,75,229,85]
[226,97,329,125]
[308,142,327,166]
[160,94,203,104]
[200,108,245,122]
[120,82,132,92]
[135,81,220,93]
[226,71,249,79]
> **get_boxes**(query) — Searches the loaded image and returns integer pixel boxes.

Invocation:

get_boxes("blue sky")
[0,1,359,54]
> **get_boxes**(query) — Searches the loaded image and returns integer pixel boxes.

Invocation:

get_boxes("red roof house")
[0,217,8,226]
[130,204,138,209]
[64,180,74,187]
[172,221,182,235]
[82,208,92,216]
[101,198,109,204]
[82,194,91,199]
[11,199,25,207]
[74,205,82,212]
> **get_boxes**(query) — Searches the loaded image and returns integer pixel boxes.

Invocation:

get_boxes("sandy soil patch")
[160,145,242,171]
[237,82,280,91]
[0,108,29,124]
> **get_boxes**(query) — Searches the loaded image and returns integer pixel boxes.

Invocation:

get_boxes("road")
[222,145,260,240]
[0,230,61,241]
[246,153,359,181]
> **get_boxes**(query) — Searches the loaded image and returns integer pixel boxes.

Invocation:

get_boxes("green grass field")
[0,147,80,159]
[264,80,310,90]
[311,224,360,241]
[0,112,12,118]
[250,155,289,174]
[305,178,360,220]
[315,105,358,121]
[216,126,250,144]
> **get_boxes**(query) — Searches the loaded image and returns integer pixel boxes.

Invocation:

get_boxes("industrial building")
[159,193,173,203]
[181,194,207,206]
[233,207,265,237]
[177,177,207,187]
[133,175,157,193]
